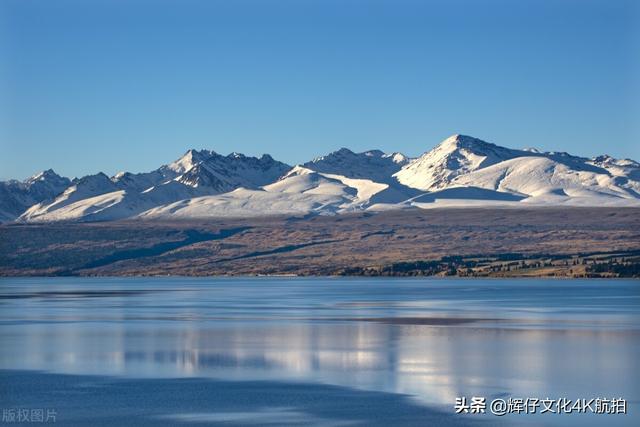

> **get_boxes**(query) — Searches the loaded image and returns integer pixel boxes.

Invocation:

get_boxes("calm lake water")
[0,277,638,426]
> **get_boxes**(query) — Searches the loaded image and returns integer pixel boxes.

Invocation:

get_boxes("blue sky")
[1,0,638,180]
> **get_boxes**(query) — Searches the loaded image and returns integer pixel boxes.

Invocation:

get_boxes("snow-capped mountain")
[3,134,639,223]
[394,134,531,191]
[18,150,291,222]
[0,169,70,222]
[176,152,290,191]
[303,147,408,183]
[139,165,415,219]
[394,134,640,205]
[21,172,122,222]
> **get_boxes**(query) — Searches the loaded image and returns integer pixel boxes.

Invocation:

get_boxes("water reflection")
[0,277,639,418]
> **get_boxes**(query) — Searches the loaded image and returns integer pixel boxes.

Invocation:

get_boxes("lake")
[0,277,638,426]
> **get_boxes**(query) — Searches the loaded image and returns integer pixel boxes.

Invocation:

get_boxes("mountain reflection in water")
[0,277,638,424]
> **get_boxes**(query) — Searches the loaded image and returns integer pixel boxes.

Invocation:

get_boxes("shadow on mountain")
[73,227,250,272]
[215,239,343,263]
[368,182,424,204]
[411,187,525,203]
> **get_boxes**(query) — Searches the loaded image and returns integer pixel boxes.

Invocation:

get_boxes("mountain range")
[2,134,639,223]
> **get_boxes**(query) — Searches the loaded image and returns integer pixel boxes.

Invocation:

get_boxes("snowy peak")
[71,172,115,189]
[305,147,355,167]
[111,170,166,192]
[177,162,232,191]
[42,172,118,209]
[25,169,67,186]
[21,169,71,201]
[69,172,118,196]
[394,134,528,191]
[432,134,525,166]
[176,151,291,191]
[590,154,639,169]
[439,134,481,149]
[588,154,640,180]
[523,147,542,154]
[384,152,409,164]
[279,165,314,179]
[304,147,409,183]
[164,149,217,175]
[0,169,71,222]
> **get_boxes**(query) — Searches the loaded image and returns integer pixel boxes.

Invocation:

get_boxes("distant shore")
[1,207,639,278]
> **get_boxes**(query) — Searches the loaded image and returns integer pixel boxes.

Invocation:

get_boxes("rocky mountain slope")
[0,170,71,222]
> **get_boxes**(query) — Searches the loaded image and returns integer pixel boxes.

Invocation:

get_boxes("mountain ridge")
[3,134,639,223]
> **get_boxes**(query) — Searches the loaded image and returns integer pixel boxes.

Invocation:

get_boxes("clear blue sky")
[1,0,638,180]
